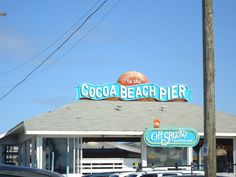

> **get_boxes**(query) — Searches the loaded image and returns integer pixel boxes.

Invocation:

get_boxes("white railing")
[81,158,140,174]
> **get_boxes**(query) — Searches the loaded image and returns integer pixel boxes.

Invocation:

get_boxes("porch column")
[36,136,43,169]
[187,147,193,165]
[80,137,83,176]
[21,143,26,166]
[0,144,3,163]
[233,137,236,173]
[73,138,76,174]
[66,138,69,176]
[18,144,22,166]
[141,137,147,167]
[26,141,30,166]
[31,138,36,167]
[199,148,203,170]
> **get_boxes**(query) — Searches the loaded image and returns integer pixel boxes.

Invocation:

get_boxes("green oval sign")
[144,128,200,147]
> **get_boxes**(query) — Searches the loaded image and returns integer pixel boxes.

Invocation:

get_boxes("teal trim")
[143,128,199,147]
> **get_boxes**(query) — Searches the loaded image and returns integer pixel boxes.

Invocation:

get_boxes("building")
[1,72,236,176]
[1,100,236,176]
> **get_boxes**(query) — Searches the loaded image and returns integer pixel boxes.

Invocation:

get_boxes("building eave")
[25,130,236,138]
[198,132,236,137]
[4,122,24,137]
[0,133,6,139]
[25,130,144,136]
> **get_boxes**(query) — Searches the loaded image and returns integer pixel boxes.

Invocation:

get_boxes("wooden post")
[202,0,216,176]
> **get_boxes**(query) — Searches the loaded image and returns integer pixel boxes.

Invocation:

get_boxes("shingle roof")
[23,100,236,134]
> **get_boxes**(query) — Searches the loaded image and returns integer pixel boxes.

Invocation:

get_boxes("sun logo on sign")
[153,119,160,128]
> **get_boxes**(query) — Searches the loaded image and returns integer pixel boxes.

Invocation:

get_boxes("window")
[42,138,79,174]
[43,138,67,174]
[216,139,233,172]
[192,138,233,172]
[82,139,141,159]
[4,145,18,165]
[147,147,187,167]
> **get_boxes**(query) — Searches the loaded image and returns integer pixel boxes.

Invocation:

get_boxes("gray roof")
[21,100,236,134]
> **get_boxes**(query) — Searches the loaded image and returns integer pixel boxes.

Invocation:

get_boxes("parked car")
[83,172,115,177]
[127,171,183,177]
[0,164,63,177]
[126,169,206,177]
[171,176,226,177]
[109,171,136,177]
[109,171,135,177]
[141,172,183,176]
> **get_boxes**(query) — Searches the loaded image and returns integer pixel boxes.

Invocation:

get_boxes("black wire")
[0,0,108,101]
[0,0,102,75]
[0,0,121,89]
[27,0,121,82]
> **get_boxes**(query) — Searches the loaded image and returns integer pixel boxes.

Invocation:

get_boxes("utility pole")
[202,0,216,177]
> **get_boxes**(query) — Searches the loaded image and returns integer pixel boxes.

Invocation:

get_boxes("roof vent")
[160,106,166,112]
[114,105,122,111]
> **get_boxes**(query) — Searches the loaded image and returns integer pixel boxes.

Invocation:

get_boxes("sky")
[0,0,236,134]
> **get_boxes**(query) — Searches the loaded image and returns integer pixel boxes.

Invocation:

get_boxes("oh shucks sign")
[143,128,200,147]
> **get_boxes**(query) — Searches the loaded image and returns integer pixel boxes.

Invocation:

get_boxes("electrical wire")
[0,0,121,89]
[0,0,108,101]
[27,0,121,81]
[0,0,102,75]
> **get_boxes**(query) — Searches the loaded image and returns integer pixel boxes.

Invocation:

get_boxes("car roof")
[83,172,115,177]
[0,164,63,177]
[127,170,205,177]
[175,176,225,177]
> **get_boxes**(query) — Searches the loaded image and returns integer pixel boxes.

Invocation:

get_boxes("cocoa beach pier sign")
[76,83,191,102]
[75,71,192,102]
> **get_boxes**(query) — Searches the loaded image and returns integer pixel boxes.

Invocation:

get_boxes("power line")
[0,0,102,75]
[0,0,108,101]
[0,0,121,89]
[27,0,121,82]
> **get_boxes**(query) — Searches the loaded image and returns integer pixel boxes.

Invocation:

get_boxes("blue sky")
[0,0,236,133]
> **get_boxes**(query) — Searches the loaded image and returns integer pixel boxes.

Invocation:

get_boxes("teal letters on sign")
[143,128,200,147]
[75,83,192,102]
